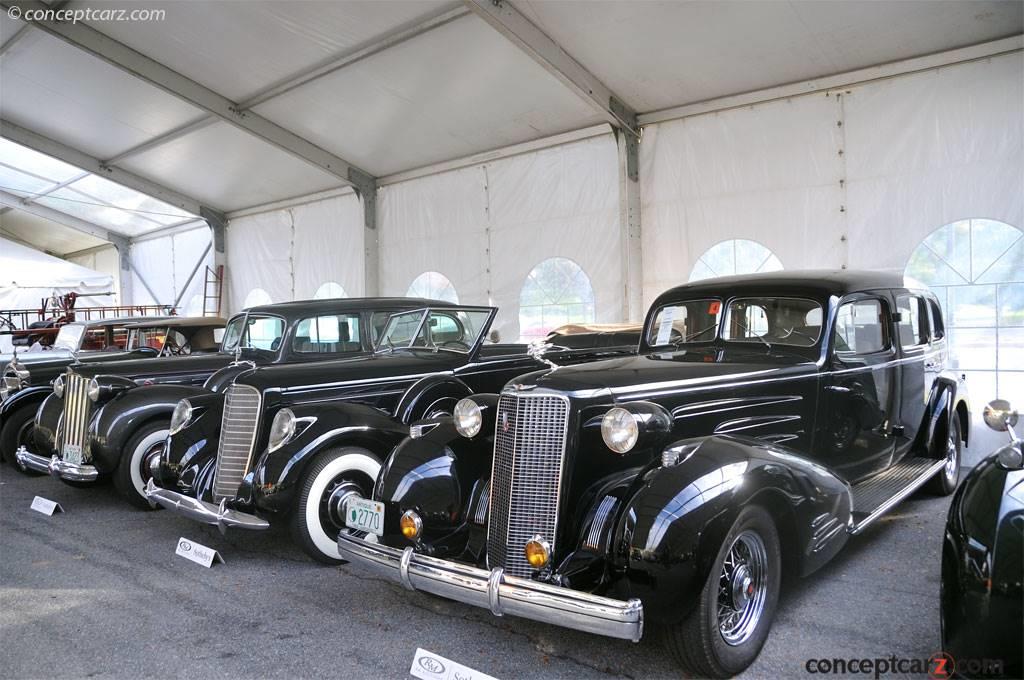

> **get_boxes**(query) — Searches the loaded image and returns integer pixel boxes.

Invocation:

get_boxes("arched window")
[906,219,1023,403]
[689,239,783,282]
[406,271,458,303]
[314,282,347,300]
[242,288,273,309]
[519,257,596,341]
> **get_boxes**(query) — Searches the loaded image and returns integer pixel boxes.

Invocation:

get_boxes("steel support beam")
[616,129,643,322]
[465,0,638,136]
[361,186,379,297]
[172,242,213,310]
[0,188,113,242]
[1,1,376,192]
[0,119,212,215]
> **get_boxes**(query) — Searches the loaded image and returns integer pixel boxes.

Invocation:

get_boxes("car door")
[819,293,900,482]
[893,291,931,460]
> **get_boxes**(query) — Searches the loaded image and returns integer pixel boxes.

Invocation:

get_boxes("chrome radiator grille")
[56,373,91,461]
[487,392,570,578]
[212,384,261,501]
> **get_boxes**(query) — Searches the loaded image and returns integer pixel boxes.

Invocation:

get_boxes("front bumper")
[144,479,270,533]
[337,531,643,642]
[16,446,99,482]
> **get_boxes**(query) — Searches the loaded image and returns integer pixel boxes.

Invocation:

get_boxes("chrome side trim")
[848,459,946,535]
[16,447,98,482]
[144,479,269,533]
[338,531,643,642]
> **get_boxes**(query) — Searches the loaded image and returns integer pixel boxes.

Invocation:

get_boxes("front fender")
[34,392,64,456]
[89,384,212,471]
[614,435,851,624]
[1,385,51,424]
[156,392,224,495]
[393,375,473,424]
[923,372,971,452]
[248,402,410,515]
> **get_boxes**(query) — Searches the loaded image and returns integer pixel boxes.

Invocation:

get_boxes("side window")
[370,312,391,344]
[834,298,888,355]
[896,294,927,348]
[247,317,284,351]
[928,299,945,341]
[293,314,362,354]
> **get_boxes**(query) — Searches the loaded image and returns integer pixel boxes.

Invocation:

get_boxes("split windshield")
[648,297,823,348]
[376,308,491,354]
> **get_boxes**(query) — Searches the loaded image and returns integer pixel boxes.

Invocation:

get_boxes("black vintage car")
[145,305,639,563]
[0,315,204,469]
[24,298,436,505]
[941,399,1022,679]
[338,270,971,678]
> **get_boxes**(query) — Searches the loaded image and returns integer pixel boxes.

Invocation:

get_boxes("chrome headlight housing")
[268,408,297,453]
[169,399,194,436]
[601,407,639,453]
[87,378,101,402]
[454,398,483,438]
[601,402,673,455]
[53,374,65,398]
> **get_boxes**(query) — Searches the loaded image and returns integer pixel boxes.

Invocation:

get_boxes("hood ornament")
[528,340,561,371]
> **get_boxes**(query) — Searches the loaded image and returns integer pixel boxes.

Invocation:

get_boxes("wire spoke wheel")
[717,530,769,646]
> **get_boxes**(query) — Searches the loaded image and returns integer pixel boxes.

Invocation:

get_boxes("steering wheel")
[776,327,816,343]
[438,340,470,352]
[163,337,189,356]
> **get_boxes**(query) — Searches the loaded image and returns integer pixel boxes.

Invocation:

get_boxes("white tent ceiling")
[0,0,1021,255]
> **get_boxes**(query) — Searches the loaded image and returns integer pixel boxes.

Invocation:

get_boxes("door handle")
[924,361,938,370]
[825,385,852,394]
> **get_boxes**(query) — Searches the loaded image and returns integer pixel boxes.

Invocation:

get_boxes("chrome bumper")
[337,531,643,642]
[143,479,270,533]
[16,446,99,482]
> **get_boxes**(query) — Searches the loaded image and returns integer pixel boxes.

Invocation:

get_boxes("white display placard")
[175,537,224,568]
[30,496,63,516]
[410,648,498,680]
[655,306,676,345]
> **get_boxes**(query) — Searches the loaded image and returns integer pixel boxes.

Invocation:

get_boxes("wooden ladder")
[202,265,224,317]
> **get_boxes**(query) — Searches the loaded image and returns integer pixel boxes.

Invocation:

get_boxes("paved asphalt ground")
[0,419,1003,680]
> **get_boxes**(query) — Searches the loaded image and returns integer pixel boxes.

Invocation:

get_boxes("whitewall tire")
[114,423,169,509]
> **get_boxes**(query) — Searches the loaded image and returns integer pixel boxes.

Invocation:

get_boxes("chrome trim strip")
[848,459,946,535]
[144,479,269,533]
[338,531,643,642]
[16,447,98,482]
[400,547,415,591]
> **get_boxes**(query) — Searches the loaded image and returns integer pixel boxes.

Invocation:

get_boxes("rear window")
[723,298,823,347]
[293,314,362,354]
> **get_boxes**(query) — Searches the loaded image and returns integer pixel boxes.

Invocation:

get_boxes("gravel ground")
[0,421,998,680]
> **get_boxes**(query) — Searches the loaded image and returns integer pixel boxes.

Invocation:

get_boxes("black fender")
[248,401,411,516]
[922,372,971,454]
[0,385,51,425]
[393,375,473,424]
[154,391,224,495]
[33,391,64,457]
[612,435,851,624]
[89,384,212,472]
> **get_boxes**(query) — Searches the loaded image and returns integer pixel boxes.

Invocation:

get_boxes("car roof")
[241,297,463,317]
[68,316,174,328]
[653,269,932,305]
[122,316,227,329]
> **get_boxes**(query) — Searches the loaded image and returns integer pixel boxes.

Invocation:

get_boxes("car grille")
[212,384,261,501]
[56,373,91,461]
[487,391,570,578]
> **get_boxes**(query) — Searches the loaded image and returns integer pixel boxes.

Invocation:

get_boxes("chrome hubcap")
[944,432,958,478]
[323,480,364,531]
[718,530,768,646]
[141,442,165,483]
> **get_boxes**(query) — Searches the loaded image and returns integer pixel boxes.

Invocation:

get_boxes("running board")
[848,458,946,535]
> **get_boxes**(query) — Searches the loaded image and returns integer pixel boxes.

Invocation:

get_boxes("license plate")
[346,497,384,536]
[62,444,83,465]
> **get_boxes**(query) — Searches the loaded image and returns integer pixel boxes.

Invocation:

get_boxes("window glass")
[129,327,167,351]
[378,309,491,354]
[834,299,887,354]
[647,299,722,347]
[896,295,927,347]
[221,314,285,353]
[689,239,783,282]
[906,218,1023,400]
[53,324,84,351]
[293,314,362,354]
[406,272,458,303]
[927,300,945,341]
[723,298,822,347]
[519,257,596,341]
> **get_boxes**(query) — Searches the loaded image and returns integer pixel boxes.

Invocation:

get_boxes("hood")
[69,353,231,383]
[516,347,819,398]
[0,348,74,365]
[236,349,466,394]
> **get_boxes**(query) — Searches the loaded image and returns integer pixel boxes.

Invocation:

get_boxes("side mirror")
[983,399,1018,432]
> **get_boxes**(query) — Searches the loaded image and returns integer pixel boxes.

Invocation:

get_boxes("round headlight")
[267,408,297,452]
[53,374,65,398]
[524,536,551,569]
[169,399,194,435]
[400,510,423,540]
[601,407,639,454]
[87,378,101,402]
[454,398,483,438]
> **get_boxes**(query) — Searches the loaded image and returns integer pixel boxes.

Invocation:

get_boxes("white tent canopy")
[0,236,113,310]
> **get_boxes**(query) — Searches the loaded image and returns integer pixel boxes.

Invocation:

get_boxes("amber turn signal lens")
[524,537,551,569]
[400,510,422,540]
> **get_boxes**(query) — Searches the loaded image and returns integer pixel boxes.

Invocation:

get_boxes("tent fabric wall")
[129,227,212,312]
[0,237,113,311]
[379,134,622,342]
[225,192,365,312]
[66,245,121,304]
[640,51,1023,305]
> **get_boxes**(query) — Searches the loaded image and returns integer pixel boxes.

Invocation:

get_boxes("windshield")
[53,324,85,351]
[376,308,492,354]
[647,299,723,347]
[221,314,285,354]
[723,297,823,347]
